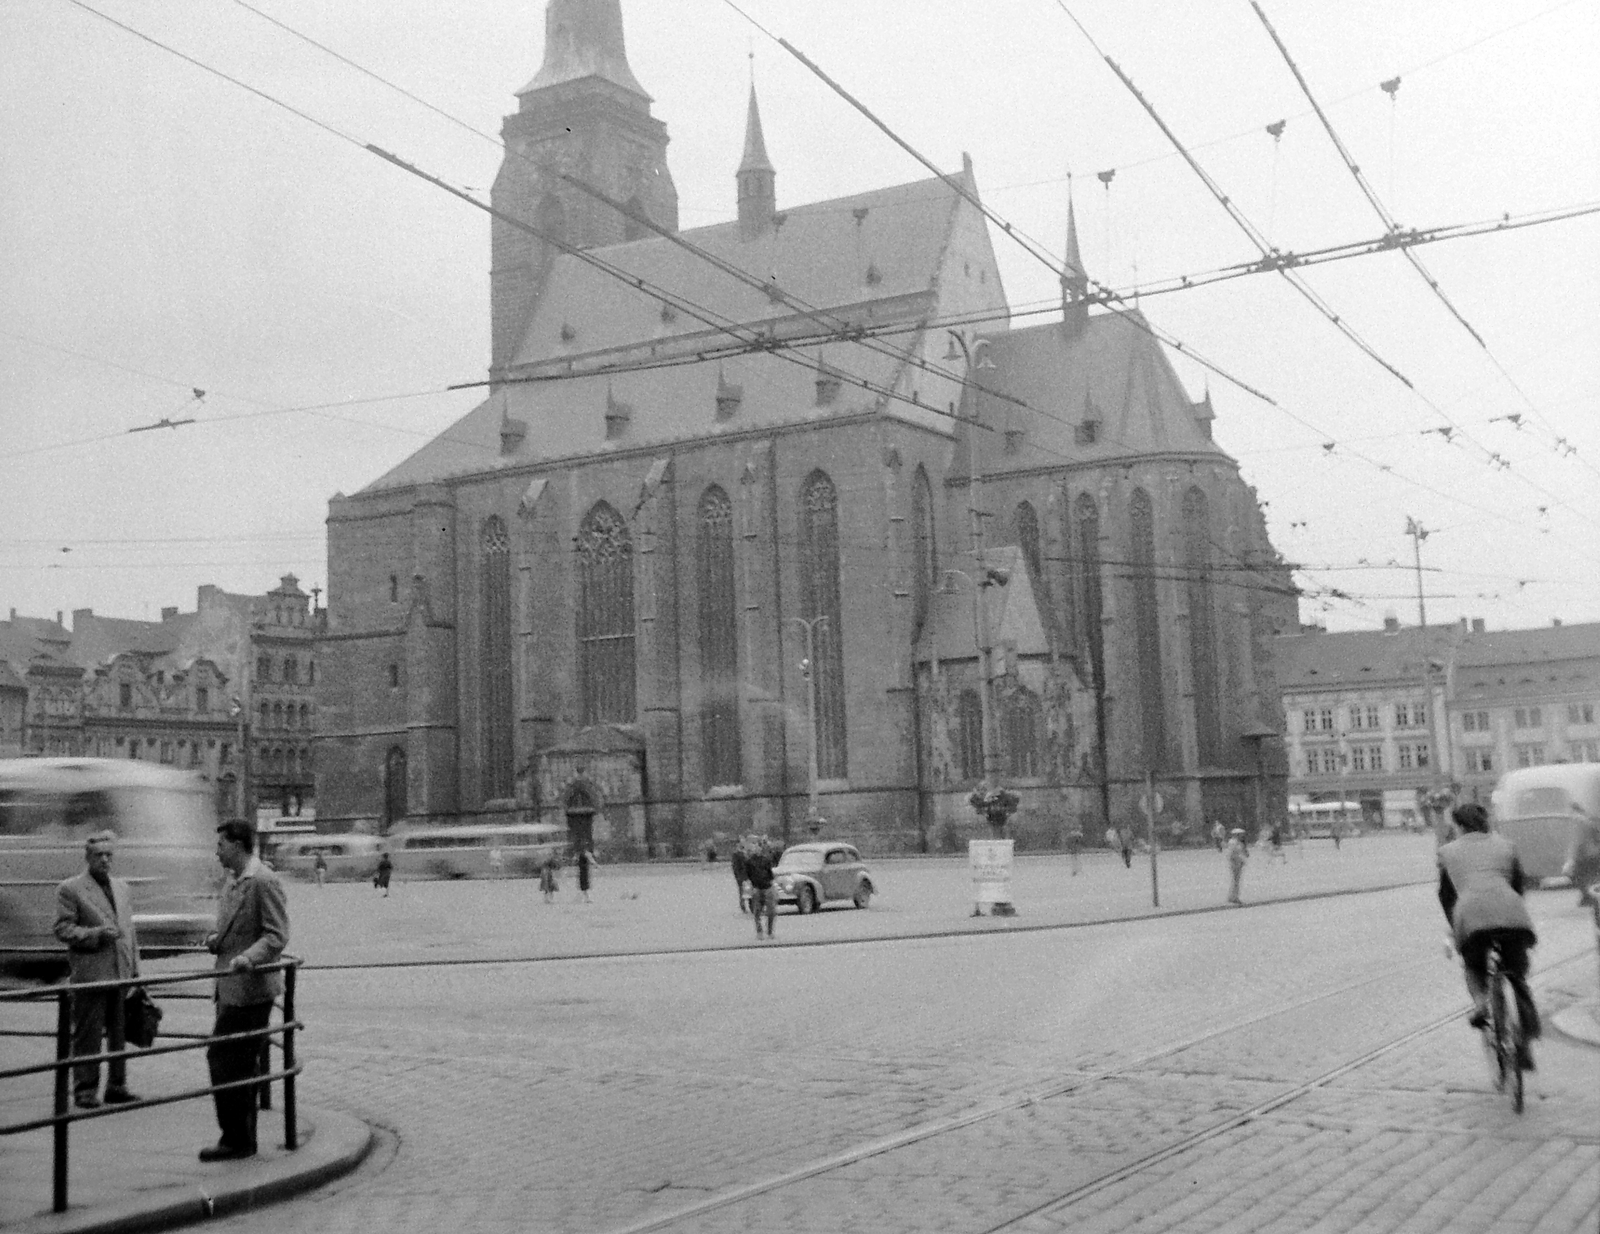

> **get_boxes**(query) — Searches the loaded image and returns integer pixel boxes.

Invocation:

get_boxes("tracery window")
[697,487,741,785]
[1074,494,1105,686]
[955,688,984,782]
[1015,501,1042,588]
[577,502,636,726]
[383,745,407,830]
[1003,688,1043,778]
[799,471,847,777]
[1182,487,1221,764]
[1129,488,1167,769]
[911,465,937,639]
[480,515,515,799]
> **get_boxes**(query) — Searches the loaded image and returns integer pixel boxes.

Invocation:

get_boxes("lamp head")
[982,566,1011,588]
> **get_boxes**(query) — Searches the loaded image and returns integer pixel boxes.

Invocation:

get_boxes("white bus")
[389,823,566,880]
[0,758,219,977]
[1286,799,1361,838]
[1490,765,1600,881]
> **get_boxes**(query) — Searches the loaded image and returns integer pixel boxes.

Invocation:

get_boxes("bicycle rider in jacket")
[1437,802,1540,1066]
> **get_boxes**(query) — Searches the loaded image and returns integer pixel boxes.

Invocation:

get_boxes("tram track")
[604,944,1598,1234]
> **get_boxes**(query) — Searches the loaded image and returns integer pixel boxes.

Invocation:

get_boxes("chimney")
[161,606,178,621]
[8,607,14,621]
[56,611,63,627]
[1552,617,1562,628]
[1471,617,1485,633]
[1382,614,1399,634]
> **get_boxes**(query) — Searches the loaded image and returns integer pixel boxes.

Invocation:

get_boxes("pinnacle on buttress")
[1061,182,1090,334]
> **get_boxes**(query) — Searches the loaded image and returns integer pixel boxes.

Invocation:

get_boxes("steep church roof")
[365,171,996,491]
[520,0,648,98]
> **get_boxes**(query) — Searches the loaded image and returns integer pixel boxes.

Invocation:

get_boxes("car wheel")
[853,880,873,910]
[797,886,817,915]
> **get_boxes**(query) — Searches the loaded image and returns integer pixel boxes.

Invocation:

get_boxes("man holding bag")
[53,830,141,1109]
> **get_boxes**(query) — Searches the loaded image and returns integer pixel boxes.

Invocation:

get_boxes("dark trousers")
[1461,928,1541,1040]
[208,1002,273,1150]
[71,988,127,1098]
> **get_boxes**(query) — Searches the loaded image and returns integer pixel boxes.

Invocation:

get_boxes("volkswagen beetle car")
[772,842,874,914]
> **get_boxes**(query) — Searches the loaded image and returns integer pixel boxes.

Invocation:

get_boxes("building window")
[1351,746,1366,772]
[119,683,132,709]
[1128,488,1166,769]
[1303,709,1318,734]
[1515,744,1546,768]
[160,741,173,764]
[1411,703,1427,727]
[1416,744,1430,767]
[1073,494,1104,687]
[300,703,309,729]
[383,745,407,829]
[577,502,636,727]
[389,574,399,603]
[955,688,984,781]
[284,657,298,685]
[1366,705,1380,729]
[260,701,270,729]
[1349,706,1364,730]
[1398,744,1413,770]
[1571,741,1600,763]
[799,471,847,778]
[1181,487,1220,765]
[1369,745,1385,771]
[1319,708,1334,732]
[1468,749,1493,773]
[696,487,741,787]
[274,702,285,729]
[128,739,139,759]
[257,656,271,683]
[1395,703,1411,728]
[388,664,399,689]
[1569,703,1596,725]
[1002,688,1043,778]
[1462,711,1477,732]
[480,515,515,799]
[195,686,208,713]
[1015,501,1042,592]
[911,465,937,640]
[219,742,231,764]
[307,660,316,686]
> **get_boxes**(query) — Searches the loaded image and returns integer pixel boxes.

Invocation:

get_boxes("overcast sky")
[2,0,1596,633]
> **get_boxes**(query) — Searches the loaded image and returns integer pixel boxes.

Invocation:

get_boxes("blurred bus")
[389,823,565,880]
[1287,799,1361,838]
[270,832,384,882]
[1490,765,1600,881]
[0,758,219,978]
[256,816,317,865]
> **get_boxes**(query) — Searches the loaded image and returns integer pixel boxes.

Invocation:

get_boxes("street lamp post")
[789,615,829,836]
[1241,722,1279,844]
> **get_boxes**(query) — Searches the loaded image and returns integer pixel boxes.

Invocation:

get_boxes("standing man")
[744,837,777,940]
[54,830,141,1109]
[1210,820,1226,852]
[200,819,289,1162]
[1226,828,1249,906]
[729,840,750,913]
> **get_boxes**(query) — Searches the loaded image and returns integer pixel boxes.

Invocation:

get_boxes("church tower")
[490,0,679,379]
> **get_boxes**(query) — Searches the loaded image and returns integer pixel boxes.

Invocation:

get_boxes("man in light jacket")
[200,818,289,1161]
[53,830,141,1108]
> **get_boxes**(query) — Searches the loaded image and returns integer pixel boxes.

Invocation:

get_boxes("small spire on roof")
[737,80,776,236]
[1061,173,1090,334]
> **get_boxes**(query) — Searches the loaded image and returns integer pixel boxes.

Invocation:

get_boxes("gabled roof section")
[68,612,193,670]
[1274,625,1460,691]
[969,309,1231,470]
[917,547,1050,664]
[1455,622,1600,669]
[365,173,991,492]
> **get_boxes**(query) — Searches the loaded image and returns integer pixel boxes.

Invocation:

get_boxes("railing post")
[281,963,298,1151]
[53,989,71,1213]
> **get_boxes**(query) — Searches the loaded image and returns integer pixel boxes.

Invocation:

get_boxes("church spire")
[522,0,648,99]
[1061,179,1090,335]
[736,82,776,237]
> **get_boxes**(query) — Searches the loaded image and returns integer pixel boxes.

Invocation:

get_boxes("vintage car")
[772,842,874,914]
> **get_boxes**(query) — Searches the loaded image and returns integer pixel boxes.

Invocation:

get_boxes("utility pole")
[1405,517,1451,827]
[789,615,829,835]
[1404,516,1429,631]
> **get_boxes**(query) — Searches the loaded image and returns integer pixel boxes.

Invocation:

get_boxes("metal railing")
[0,959,303,1214]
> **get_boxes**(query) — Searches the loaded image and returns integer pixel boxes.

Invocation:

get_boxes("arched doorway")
[383,745,407,832]
[564,785,596,854]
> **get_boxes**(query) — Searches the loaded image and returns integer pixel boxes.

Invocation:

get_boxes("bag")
[123,986,163,1049]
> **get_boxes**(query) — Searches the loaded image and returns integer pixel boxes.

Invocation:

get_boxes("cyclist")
[1437,802,1540,1067]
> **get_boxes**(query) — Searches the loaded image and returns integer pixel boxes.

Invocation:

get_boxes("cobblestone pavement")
[176,847,1597,1234]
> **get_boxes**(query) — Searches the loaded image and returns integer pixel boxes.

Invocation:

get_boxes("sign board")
[969,838,1015,906]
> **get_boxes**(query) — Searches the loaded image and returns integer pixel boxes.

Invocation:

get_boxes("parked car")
[772,842,874,914]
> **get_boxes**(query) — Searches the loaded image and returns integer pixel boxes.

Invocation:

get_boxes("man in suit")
[53,830,141,1108]
[200,818,289,1162]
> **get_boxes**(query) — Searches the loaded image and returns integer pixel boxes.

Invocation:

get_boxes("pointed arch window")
[955,688,984,782]
[697,486,741,785]
[1015,501,1042,585]
[577,502,636,725]
[1183,487,1221,764]
[911,465,937,638]
[1129,488,1167,769]
[383,745,407,831]
[480,516,515,799]
[1074,494,1104,684]
[1003,688,1043,778]
[799,471,847,777]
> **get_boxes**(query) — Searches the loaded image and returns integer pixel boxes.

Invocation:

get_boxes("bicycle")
[1478,940,1528,1114]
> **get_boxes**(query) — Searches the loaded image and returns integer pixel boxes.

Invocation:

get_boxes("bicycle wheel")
[1488,961,1510,1093]
[1501,975,1525,1113]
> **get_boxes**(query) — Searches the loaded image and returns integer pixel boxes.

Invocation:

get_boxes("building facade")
[1277,617,1600,826]
[315,0,1294,854]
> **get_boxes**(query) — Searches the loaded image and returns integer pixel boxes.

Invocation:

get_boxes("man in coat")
[1225,828,1249,906]
[53,830,141,1108]
[200,818,290,1161]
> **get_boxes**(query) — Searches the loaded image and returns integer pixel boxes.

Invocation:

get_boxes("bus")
[256,816,318,865]
[1286,799,1361,839]
[270,832,384,882]
[388,823,566,880]
[0,758,219,978]
[1489,764,1600,882]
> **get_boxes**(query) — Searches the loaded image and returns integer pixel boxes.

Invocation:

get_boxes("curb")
[9,1108,374,1234]
[1550,999,1600,1050]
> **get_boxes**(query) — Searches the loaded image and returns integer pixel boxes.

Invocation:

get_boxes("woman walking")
[576,845,597,903]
